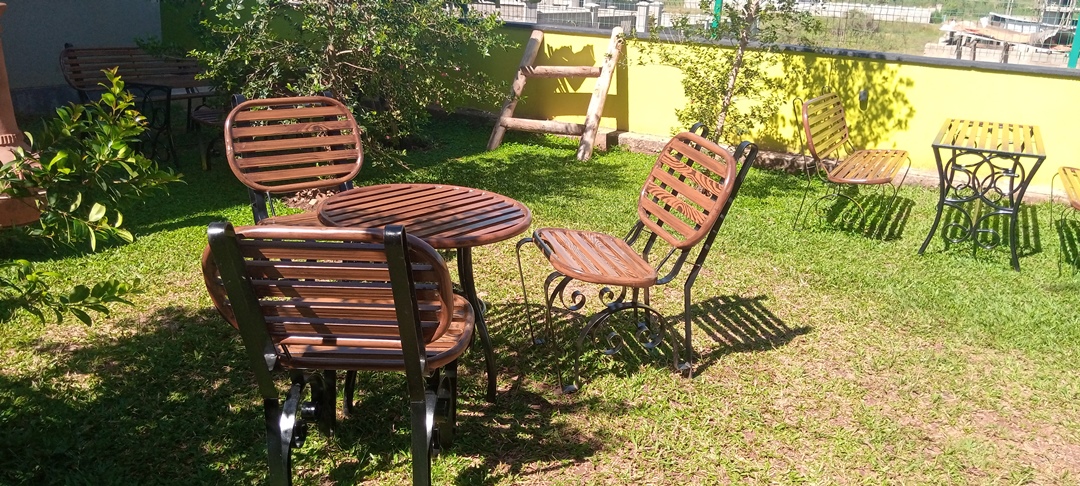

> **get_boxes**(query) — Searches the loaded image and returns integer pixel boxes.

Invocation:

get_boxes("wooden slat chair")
[1050,166,1080,274]
[515,133,758,392]
[794,92,911,229]
[201,223,473,486]
[224,95,364,225]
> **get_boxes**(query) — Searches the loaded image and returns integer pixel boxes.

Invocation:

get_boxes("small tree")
[0,70,181,251]
[187,0,512,153]
[636,0,820,144]
[0,70,177,325]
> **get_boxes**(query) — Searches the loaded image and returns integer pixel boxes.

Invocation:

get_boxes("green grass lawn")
[2,115,1079,484]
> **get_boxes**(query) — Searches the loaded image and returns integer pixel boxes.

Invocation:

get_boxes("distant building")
[1041,0,1078,27]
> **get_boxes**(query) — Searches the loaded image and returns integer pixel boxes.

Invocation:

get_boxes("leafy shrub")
[0,70,177,325]
[0,260,137,325]
[188,0,513,154]
[0,69,181,251]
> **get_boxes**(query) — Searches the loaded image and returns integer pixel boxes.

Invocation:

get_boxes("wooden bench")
[60,46,214,169]
[59,46,206,102]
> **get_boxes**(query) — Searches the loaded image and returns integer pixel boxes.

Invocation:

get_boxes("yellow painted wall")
[490,26,1080,193]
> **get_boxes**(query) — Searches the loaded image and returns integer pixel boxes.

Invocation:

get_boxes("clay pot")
[0,192,42,227]
[0,3,39,228]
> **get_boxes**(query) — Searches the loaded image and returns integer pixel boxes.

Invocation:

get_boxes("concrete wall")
[490,25,1080,193]
[2,0,162,113]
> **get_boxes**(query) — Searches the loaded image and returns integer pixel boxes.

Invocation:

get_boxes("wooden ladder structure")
[487,27,623,161]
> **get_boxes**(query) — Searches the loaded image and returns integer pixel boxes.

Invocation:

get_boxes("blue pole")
[1070,14,1080,68]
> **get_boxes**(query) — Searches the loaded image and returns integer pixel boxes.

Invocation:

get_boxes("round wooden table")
[318,183,532,401]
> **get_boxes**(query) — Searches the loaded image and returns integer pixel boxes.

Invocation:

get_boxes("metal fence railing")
[469,0,1077,68]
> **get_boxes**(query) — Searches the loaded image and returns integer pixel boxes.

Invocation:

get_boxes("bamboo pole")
[487,30,544,151]
[576,27,623,161]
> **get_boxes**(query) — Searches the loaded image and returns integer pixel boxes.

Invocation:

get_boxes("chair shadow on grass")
[816,189,915,241]
[492,292,809,391]
[0,306,265,484]
[1055,208,1080,275]
[691,295,811,375]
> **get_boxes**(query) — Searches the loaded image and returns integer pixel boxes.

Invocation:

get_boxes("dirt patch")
[280,188,340,212]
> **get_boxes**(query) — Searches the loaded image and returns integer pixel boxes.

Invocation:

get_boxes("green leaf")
[26,306,46,324]
[69,192,83,212]
[115,228,133,243]
[88,203,107,223]
[69,285,91,303]
[70,308,93,326]
[49,150,69,169]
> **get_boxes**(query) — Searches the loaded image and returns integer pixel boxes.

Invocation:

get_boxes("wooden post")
[575,27,623,161]
[487,30,544,151]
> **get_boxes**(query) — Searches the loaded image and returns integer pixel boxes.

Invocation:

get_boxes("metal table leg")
[457,247,497,402]
[919,148,949,256]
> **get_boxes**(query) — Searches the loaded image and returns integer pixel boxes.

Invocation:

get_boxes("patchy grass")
[2,113,1079,484]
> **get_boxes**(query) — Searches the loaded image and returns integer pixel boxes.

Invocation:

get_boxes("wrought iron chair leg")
[544,275,577,394]
[309,370,337,435]
[515,237,543,344]
[408,390,437,486]
[1058,204,1066,276]
[430,360,458,450]
[263,398,290,486]
[267,379,306,486]
[874,157,912,239]
[820,183,866,227]
[680,284,694,377]
[793,164,816,230]
[343,370,357,417]
[1059,206,1080,276]
[574,307,614,394]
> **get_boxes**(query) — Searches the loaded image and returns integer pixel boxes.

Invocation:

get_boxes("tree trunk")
[714,0,759,140]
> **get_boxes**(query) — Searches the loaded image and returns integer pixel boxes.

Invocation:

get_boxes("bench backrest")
[59,46,201,94]
[224,96,364,195]
[801,92,850,162]
[201,223,456,374]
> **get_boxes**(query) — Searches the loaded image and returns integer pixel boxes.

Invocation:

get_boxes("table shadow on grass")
[934,203,1044,260]
[691,295,811,375]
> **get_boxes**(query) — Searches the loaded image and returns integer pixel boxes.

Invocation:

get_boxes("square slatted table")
[318,183,532,401]
[918,119,1046,270]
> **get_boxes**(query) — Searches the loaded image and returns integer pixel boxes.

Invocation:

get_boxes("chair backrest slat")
[638,132,738,249]
[802,92,850,161]
[202,224,455,369]
[225,96,364,194]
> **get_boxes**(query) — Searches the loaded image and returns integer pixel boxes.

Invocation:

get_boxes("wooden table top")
[932,119,1045,158]
[317,183,532,249]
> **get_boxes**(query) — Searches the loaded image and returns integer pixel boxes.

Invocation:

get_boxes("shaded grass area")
[2,115,1080,484]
